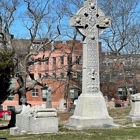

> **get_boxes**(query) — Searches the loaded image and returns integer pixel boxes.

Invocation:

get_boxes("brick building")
[100,52,140,102]
[1,40,83,110]
[2,39,137,110]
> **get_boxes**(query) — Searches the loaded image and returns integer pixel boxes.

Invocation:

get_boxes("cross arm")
[97,16,111,28]
[70,15,85,27]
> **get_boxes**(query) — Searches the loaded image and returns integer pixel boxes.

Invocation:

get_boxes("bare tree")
[95,0,140,104]
[98,0,140,54]
[0,0,20,51]
[7,0,61,105]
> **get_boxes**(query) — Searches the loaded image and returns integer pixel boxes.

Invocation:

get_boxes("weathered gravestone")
[10,86,58,135]
[70,99,78,113]
[65,0,121,130]
[46,86,52,108]
[126,93,140,122]
[10,104,58,135]
[108,101,115,108]
[59,98,67,112]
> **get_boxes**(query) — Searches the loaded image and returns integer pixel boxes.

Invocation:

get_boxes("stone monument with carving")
[10,105,58,135]
[126,93,140,122]
[65,0,121,130]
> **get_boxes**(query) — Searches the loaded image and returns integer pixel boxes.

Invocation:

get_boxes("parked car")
[0,110,11,116]
[0,112,3,118]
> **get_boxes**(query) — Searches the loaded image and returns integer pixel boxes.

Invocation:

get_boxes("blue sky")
[9,1,73,40]
[10,4,29,39]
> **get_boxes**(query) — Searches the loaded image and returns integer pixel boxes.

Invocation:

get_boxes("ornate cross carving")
[70,0,111,93]
[20,96,27,105]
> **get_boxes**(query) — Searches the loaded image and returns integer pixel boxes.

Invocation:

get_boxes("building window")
[8,94,14,100]
[45,57,49,65]
[76,71,82,80]
[32,89,38,97]
[67,55,72,65]
[44,73,49,79]
[42,88,47,101]
[0,105,3,111]
[128,87,136,95]
[60,56,64,65]
[10,79,15,88]
[52,57,56,65]
[30,73,34,79]
[38,57,41,65]
[7,106,15,111]
[118,87,126,100]
[69,73,73,79]
[52,73,56,79]
[75,56,81,64]
[60,73,64,79]
[34,44,40,49]
[38,73,41,79]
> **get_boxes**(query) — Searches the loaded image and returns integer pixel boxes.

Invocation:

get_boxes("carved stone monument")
[65,0,121,130]
[126,93,140,122]
[10,105,58,135]
[59,98,67,112]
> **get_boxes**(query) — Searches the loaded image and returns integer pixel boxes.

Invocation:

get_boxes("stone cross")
[64,0,119,130]
[70,0,110,93]
[20,96,27,105]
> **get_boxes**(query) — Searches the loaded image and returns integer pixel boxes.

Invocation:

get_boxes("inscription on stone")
[70,0,110,93]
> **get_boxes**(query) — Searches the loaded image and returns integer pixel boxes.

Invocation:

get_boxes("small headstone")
[69,100,78,113]
[124,101,128,107]
[58,98,66,112]
[46,86,52,108]
[126,93,140,122]
[108,101,115,108]
[20,96,27,105]
[111,98,115,102]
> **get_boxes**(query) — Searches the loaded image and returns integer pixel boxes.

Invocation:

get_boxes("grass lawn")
[0,106,140,140]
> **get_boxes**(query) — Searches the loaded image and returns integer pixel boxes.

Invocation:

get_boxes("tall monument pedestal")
[65,92,121,130]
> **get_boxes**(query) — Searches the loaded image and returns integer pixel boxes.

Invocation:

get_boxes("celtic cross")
[70,0,111,93]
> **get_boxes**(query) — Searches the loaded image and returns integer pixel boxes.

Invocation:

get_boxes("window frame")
[32,89,39,97]
[52,57,56,65]
[45,57,49,65]
[60,56,64,65]
[60,73,64,79]
[38,57,41,65]
[52,73,56,79]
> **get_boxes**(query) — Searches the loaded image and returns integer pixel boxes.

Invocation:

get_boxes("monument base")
[126,115,140,122]
[65,92,122,130]
[10,105,58,135]
[10,115,58,135]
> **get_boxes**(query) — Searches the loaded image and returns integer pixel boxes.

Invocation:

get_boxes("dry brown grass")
[57,111,73,125]
[1,106,140,140]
